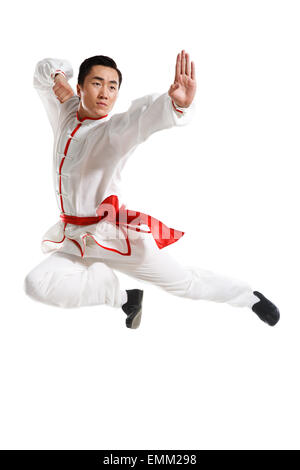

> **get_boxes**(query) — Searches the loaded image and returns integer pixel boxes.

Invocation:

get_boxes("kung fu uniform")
[24,58,258,310]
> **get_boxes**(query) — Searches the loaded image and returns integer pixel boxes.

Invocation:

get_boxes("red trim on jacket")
[55,69,67,78]
[42,223,67,245]
[76,110,108,122]
[58,123,82,213]
[171,100,184,114]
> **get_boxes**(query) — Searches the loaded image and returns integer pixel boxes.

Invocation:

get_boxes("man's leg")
[105,245,279,325]
[24,251,124,309]
[106,248,257,307]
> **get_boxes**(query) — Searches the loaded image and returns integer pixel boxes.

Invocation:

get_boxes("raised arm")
[108,50,197,155]
[33,58,75,135]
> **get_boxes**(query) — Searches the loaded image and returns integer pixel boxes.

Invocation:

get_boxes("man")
[24,50,280,329]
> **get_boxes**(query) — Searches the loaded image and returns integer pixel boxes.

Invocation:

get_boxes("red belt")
[60,194,184,251]
[60,214,101,226]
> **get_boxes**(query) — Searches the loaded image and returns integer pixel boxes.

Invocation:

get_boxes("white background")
[1,0,300,450]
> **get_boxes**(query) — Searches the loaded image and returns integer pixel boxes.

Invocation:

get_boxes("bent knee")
[24,272,39,299]
[23,271,75,308]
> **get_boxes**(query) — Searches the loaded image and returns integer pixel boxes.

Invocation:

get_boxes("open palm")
[168,50,196,108]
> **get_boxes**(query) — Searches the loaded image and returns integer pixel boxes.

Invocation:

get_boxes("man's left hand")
[168,49,196,108]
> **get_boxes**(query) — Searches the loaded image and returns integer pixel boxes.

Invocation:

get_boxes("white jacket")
[33,57,196,258]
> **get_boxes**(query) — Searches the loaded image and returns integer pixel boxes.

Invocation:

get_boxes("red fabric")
[171,99,184,114]
[60,194,185,250]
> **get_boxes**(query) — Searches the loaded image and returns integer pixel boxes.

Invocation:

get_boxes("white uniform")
[24,58,258,311]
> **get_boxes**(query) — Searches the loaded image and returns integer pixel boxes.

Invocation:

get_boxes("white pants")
[24,230,258,310]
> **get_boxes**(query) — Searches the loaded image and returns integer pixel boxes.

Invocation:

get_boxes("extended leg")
[105,248,258,308]
[104,246,280,325]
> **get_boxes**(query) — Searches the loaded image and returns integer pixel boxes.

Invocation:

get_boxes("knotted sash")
[60,194,184,252]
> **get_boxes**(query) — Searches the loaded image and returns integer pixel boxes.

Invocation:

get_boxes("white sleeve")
[108,91,196,154]
[33,58,74,135]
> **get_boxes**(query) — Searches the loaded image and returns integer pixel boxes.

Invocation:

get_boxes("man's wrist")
[171,98,187,114]
[52,70,67,80]
[174,101,188,109]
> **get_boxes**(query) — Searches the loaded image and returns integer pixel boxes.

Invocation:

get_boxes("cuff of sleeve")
[51,69,67,80]
[167,93,196,126]
[171,99,186,114]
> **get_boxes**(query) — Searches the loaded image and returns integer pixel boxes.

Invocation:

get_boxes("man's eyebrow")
[91,76,118,85]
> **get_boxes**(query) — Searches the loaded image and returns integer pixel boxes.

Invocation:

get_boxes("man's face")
[76,65,119,118]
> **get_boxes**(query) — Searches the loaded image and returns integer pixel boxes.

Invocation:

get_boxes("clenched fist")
[52,73,75,103]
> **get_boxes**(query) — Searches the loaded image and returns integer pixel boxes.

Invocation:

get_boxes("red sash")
[60,194,184,250]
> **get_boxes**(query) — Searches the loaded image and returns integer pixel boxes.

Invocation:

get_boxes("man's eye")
[93,83,115,89]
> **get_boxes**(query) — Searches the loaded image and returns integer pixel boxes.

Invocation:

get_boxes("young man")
[24,50,280,329]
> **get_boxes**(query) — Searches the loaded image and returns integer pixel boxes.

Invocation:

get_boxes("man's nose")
[98,87,109,99]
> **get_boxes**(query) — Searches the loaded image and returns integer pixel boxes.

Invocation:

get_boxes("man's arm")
[108,91,196,154]
[108,49,196,154]
[33,58,75,135]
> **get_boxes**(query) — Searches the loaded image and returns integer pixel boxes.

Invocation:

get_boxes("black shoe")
[121,289,144,329]
[251,291,280,326]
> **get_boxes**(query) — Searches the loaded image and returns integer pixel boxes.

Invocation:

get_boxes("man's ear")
[76,83,81,99]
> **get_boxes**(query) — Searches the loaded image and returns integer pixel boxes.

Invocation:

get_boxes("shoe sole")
[126,307,142,329]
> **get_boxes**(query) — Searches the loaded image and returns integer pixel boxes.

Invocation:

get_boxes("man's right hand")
[52,74,75,103]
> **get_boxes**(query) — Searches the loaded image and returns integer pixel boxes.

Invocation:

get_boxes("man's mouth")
[97,102,107,107]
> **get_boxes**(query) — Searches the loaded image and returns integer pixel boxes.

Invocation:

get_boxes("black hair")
[77,55,122,90]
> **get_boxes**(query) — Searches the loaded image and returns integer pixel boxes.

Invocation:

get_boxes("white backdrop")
[1,0,300,450]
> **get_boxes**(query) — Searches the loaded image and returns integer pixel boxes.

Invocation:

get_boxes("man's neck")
[77,103,107,120]
[77,104,88,121]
